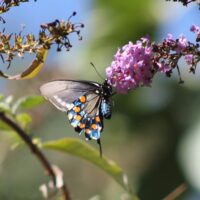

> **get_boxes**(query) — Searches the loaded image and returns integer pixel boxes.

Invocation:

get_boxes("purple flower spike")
[106,37,154,93]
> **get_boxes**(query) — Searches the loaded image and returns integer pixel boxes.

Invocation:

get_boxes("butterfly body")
[40,80,113,140]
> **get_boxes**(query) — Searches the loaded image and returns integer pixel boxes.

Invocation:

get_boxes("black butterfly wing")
[40,80,100,112]
[40,80,104,140]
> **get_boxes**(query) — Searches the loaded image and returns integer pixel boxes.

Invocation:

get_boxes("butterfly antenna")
[97,139,103,158]
[90,62,104,81]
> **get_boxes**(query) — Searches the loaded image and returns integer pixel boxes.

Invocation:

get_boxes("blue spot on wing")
[90,129,101,140]
[101,100,112,119]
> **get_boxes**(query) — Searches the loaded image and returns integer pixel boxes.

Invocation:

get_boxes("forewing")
[40,80,98,112]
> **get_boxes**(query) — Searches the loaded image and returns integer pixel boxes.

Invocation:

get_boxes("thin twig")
[163,183,187,200]
[0,111,71,200]
[176,65,184,84]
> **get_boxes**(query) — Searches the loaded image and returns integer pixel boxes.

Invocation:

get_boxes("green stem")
[0,111,71,200]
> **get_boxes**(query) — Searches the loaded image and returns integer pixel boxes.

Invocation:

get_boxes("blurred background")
[1,0,200,199]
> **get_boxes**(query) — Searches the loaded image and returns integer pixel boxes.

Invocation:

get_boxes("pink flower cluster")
[162,34,194,65]
[106,37,154,93]
[164,34,189,53]
[185,54,194,65]
[190,24,200,35]
[106,25,200,94]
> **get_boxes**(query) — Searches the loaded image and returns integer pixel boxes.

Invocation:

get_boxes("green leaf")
[43,138,139,200]
[16,113,32,130]
[0,94,4,100]
[0,120,12,131]
[12,95,45,113]
[0,102,11,113]
[0,130,23,145]
[5,96,13,105]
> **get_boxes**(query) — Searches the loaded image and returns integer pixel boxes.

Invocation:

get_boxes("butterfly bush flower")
[177,35,188,52]
[185,54,194,65]
[106,26,200,93]
[106,37,154,93]
[163,34,188,52]
[190,24,200,34]
[190,24,200,42]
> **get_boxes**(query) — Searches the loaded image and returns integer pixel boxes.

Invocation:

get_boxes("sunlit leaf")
[0,120,12,131]
[12,95,45,113]
[0,130,23,145]
[5,95,13,105]
[16,113,32,130]
[0,94,4,100]
[0,102,11,113]
[43,138,138,200]
[0,46,48,80]
[0,122,26,150]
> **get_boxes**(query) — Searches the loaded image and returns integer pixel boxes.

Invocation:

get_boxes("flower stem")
[0,111,71,200]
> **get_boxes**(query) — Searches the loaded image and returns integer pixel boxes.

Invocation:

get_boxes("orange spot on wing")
[79,123,85,129]
[91,124,97,130]
[80,95,86,103]
[95,116,101,122]
[85,129,90,134]
[75,115,81,121]
[73,106,81,112]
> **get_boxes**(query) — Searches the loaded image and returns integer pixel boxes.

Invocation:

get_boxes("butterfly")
[40,79,113,156]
